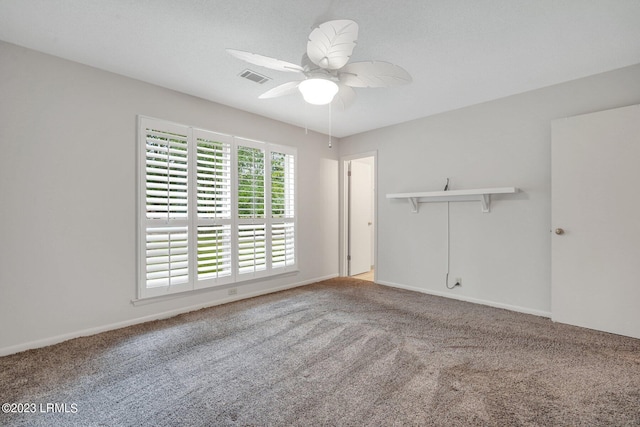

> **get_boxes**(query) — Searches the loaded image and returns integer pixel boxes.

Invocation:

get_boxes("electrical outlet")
[455,278,462,287]
[228,288,238,296]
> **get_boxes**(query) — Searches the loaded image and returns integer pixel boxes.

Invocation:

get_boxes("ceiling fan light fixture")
[298,78,339,105]
[228,19,411,110]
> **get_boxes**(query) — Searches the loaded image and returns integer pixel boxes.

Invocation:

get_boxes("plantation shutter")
[144,127,188,220]
[237,143,267,275]
[271,222,295,268]
[145,226,189,287]
[195,130,233,284]
[140,118,191,295]
[271,151,295,269]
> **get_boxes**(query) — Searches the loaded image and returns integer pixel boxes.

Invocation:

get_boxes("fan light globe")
[298,78,339,105]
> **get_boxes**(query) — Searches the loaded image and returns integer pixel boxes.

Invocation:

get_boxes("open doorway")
[342,154,376,282]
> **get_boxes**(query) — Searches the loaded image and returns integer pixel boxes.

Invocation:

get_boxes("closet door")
[551,104,640,339]
[348,159,373,276]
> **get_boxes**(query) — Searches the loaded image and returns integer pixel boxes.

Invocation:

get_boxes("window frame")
[137,116,297,300]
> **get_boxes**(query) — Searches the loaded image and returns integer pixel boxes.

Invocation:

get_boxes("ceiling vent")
[239,69,271,84]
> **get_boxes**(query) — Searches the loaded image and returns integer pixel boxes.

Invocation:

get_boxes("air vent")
[239,69,271,84]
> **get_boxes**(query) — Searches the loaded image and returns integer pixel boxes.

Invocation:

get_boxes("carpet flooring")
[1,278,639,426]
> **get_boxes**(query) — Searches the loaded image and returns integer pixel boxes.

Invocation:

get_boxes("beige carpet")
[1,278,639,426]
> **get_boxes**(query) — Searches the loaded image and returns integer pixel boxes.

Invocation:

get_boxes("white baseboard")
[377,280,552,319]
[0,273,338,357]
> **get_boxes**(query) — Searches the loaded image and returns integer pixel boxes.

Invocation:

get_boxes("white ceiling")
[1,0,639,137]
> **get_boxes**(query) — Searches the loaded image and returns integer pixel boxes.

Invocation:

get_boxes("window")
[138,117,296,299]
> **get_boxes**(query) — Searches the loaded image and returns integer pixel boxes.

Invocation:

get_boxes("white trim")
[376,280,552,318]
[132,270,300,305]
[0,273,339,357]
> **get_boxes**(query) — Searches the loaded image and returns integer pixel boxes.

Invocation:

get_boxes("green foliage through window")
[237,147,264,218]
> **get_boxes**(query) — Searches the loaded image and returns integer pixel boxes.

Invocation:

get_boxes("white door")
[349,160,373,276]
[551,104,640,339]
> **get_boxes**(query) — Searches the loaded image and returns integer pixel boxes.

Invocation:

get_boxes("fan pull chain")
[328,103,332,148]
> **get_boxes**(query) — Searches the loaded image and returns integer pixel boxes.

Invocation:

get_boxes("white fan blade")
[258,81,301,99]
[307,20,358,70]
[339,61,412,87]
[226,49,303,73]
[332,84,356,110]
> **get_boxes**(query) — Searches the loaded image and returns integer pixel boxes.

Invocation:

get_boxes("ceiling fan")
[227,19,412,108]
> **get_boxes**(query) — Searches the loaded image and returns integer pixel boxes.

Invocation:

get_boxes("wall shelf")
[386,187,518,213]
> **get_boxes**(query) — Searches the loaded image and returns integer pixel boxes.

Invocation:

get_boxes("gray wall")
[0,41,339,355]
[339,63,640,316]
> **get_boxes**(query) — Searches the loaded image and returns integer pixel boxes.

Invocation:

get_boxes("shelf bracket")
[408,197,418,213]
[480,194,490,213]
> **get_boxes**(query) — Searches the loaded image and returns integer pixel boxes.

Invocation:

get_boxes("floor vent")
[239,69,271,84]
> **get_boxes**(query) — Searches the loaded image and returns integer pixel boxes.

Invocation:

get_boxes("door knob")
[555,228,565,235]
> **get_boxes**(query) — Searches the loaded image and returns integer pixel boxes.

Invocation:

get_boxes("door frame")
[339,151,377,279]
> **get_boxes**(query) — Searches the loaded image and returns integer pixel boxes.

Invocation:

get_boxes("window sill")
[131,270,299,306]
